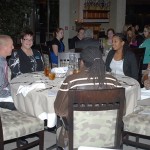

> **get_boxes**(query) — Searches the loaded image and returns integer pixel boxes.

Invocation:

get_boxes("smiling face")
[143,27,150,38]
[107,30,114,39]
[21,34,33,49]
[112,36,124,51]
[78,29,85,40]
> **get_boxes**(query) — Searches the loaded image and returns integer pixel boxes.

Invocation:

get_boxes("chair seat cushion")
[123,105,150,136]
[1,110,44,141]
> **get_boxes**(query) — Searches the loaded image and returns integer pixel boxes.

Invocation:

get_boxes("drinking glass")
[44,64,50,77]
[48,72,56,80]
[73,57,80,74]
[69,53,75,69]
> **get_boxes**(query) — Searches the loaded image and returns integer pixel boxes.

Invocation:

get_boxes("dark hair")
[20,28,33,39]
[54,28,64,37]
[127,26,133,32]
[81,46,105,86]
[77,27,85,33]
[113,33,130,59]
[107,28,115,35]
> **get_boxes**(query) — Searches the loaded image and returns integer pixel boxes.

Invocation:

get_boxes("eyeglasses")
[23,39,33,42]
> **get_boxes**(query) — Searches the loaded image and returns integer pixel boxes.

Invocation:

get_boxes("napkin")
[51,67,68,73]
[141,88,150,100]
[17,83,45,97]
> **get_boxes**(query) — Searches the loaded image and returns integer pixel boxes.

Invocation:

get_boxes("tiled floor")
[4,131,146,150]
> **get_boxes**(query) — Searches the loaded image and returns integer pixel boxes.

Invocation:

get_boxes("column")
[115,0,126,32]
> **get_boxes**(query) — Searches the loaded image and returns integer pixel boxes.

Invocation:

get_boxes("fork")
[36,87,53,92]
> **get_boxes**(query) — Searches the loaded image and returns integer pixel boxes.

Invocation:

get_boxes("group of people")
[0,29,45,110]
[1,23,150,149]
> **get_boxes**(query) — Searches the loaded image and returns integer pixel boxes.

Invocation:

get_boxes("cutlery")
[36,86,55,92]
[118,80,135,86]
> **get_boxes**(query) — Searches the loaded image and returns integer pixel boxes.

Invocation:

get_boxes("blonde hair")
[144,25,150,38]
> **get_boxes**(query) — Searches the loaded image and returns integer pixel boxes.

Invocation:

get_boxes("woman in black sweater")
[9,29,43,79]
[105,33,138,80]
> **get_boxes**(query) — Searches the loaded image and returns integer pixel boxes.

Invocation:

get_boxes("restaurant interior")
[1,0,150,150]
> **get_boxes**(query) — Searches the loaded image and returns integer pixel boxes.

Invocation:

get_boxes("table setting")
[10,71,66,128]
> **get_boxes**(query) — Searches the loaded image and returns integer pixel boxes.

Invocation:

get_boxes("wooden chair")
[65,88,125,150]
[40,44,52,68]
[123,105,150,149]
[130,47,145,86]
[58,52,80,67]
[0,110,44,150]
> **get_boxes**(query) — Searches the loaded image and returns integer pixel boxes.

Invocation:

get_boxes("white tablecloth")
[115,75,141,115]
[10,72,65,128]
[10,72,140,128]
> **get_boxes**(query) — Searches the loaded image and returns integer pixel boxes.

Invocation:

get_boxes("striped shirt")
[54,70,122,118]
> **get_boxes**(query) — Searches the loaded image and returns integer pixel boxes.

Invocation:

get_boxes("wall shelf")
[83,10,110,20]
[83,19,109,23]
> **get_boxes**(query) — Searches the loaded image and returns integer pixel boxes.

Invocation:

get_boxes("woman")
[126,26,143,48]
[9,29,44,78]
[54,46,121,149]
[50,28,65,66]
[103,28,115,50]
[139,25,150,69]
[106,33,138,80]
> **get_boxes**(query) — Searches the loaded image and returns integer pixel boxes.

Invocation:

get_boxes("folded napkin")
[141,88,150,100]
[0,96,13,102]
[17,83,45,97]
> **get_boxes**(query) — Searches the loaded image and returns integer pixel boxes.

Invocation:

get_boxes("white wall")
[59,0,126,49]
[59,0,70,50]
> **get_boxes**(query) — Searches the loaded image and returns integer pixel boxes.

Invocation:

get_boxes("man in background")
[69,27,85,49]
[75,28,101,51]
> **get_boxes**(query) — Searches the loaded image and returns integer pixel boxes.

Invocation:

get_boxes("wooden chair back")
[67,88,125,150]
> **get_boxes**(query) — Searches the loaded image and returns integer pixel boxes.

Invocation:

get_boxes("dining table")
[10,71,65,128]
[114,74,141,115]
[10,72,140,129]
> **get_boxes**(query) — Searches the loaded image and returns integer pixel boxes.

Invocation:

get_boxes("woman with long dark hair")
[106,33,138,80]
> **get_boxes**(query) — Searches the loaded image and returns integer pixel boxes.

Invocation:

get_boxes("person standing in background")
[75,29,101,51]
[69,28,85,49]
[50,28,65,66]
